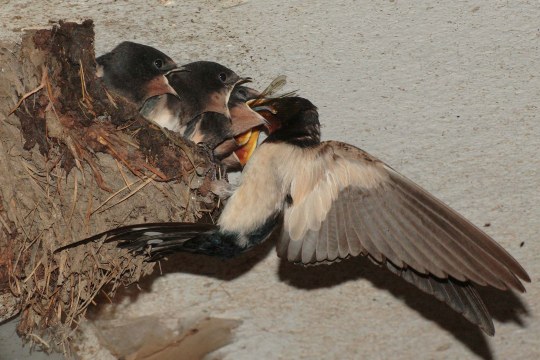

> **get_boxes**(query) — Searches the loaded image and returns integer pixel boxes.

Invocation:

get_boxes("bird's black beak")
[164,66,189,76]
[251,105,276,114]
[235,77,252,86]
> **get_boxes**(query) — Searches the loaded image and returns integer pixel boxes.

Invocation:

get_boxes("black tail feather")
[54,222,217,255]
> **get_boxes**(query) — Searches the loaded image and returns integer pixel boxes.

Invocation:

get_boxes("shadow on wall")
[278,256,528,360]
[94,238,529,360]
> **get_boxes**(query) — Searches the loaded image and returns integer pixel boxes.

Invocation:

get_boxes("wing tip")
[514,266,531,284]
[481,321,496,337]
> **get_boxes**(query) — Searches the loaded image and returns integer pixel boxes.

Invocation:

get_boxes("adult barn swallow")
[96,41,179,107]
[60,96,530,335]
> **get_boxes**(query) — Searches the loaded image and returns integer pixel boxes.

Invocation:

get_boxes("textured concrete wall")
[1,1,538,359]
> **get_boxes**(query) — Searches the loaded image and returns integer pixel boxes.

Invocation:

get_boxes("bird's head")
[96,41,180,104]
[253,96,319,134]
[169,61,249,94]
[251,96,320,147]
[167,61,251,116]
[97,41,178,80]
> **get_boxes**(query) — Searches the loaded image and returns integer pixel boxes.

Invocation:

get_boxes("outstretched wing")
[276,140,529,334]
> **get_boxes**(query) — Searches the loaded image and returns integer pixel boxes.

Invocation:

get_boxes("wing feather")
[339,190,364,257]
[325,202,340,261]
[392,170,529,281]
[316,217,330,262]
[347,189,386,263]
[367,185,433,273]
[355,191,406,268]
[385,261,494,335]
[301,229,318,264]
[277,140,529,295]
[335,196,351,258]
[393,179,523,290]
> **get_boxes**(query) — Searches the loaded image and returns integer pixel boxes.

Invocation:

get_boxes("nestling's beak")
[233,127,261,165]
[216,127,261,171]
[213,127,261,167]
[235,77,252,86]
[219,82,265,167]
[144,75,179,102]
[164,66,189,76]
[230,103,267,135]
[143,66,189,102]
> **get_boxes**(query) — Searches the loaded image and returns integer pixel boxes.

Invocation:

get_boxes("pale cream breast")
[217,142,301,239]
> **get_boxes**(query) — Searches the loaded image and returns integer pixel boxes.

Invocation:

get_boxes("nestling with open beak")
[216,85,266,170]
[58,96,529,336]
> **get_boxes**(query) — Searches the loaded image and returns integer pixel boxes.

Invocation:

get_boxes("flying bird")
[58,96,530,335]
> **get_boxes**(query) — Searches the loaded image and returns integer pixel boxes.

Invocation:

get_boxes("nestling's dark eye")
[154,59,163,69]
[219,72,227,82]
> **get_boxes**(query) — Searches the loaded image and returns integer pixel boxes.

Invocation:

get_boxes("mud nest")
[0,20,220,353]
